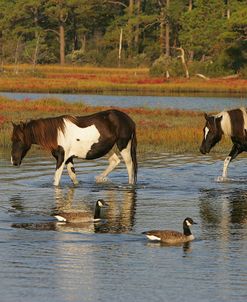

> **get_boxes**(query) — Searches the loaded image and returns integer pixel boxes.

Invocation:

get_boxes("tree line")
[0,0,246,77]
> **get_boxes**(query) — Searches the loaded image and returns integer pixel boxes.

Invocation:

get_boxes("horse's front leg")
[221,144,242,180]
[65,157,79,185]
[52,146,66,186]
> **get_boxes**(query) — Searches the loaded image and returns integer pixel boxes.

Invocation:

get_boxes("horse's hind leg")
[66,157,79,185]
[120,140,134,184]
[95,151,121,183]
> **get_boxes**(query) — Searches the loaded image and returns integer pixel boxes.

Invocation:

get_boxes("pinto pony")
[11,109,137,186]
[200,107,247,179]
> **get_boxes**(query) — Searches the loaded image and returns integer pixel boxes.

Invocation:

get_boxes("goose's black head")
[96,199,108,208]
[94,199,108,220]
[183,217,197,227]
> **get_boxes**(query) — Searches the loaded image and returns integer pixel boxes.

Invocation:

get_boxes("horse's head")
[11,122,31,166]
[200,113,223,154]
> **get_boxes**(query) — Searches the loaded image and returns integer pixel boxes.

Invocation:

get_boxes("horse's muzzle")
[12,162,20,167]
[11,156,21,166]
[199,146,207,154]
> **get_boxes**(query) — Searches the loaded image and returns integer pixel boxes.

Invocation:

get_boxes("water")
[1,91,247,111]
[1,150,247,302]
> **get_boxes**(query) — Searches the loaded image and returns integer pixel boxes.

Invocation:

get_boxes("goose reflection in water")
[11,186,137,234]
[145,241,193,254]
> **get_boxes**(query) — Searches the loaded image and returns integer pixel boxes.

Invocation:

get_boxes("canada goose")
[54,199,108,223]
[142,217,197,244]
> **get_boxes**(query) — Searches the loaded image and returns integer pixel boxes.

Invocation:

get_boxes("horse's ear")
[11,122,16,128]
[216,116,223,122]
[20,122,25,130]
[204,113,209,120]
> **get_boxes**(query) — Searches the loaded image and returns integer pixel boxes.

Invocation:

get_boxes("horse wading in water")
[200,107,247,180]
[11,109,137,186]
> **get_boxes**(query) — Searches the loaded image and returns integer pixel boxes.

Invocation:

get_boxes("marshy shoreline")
[0,96,232,155]
[0,65,241,155]
[1,65,247,95]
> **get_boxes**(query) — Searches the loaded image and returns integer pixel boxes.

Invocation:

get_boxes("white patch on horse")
[240,107,247,132]
[58,119,100,159]
[216,111,231,136]
[204,127,209,140]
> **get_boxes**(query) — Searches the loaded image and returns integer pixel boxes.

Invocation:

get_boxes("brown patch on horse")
[16,115,77,151]
[228,109,245,140]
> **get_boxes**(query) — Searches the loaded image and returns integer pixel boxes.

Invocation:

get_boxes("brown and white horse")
[200,107,247,180]
[11,109,137,186]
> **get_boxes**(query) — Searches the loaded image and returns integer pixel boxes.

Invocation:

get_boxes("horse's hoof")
[216,176,228,182]
[95,175,108,183]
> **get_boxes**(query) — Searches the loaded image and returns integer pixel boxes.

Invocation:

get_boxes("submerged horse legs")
[95,151,121,183]
[220,144,243,180]
[52,146,65,186]
[52,148,79,186]
[95,140,135,184]
[66,157,79,185]
[222,156,231,179]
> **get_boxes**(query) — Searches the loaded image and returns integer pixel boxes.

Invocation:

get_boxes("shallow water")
[0,150,247,302]
[1,91,247,111]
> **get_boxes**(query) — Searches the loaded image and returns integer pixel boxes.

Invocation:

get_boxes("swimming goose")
[54,199,108,223]
[142,217,197,244]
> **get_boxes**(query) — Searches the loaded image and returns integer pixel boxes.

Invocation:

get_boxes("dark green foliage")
[0,0,246,76]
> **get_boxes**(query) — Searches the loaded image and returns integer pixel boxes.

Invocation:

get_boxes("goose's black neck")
[183,225,192,236]
[94,204,101,219]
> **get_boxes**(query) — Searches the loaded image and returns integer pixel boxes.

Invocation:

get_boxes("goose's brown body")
[143,218,197,244]
[54,199,107,223]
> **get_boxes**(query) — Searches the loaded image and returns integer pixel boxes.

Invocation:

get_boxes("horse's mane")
[24,115,77,150]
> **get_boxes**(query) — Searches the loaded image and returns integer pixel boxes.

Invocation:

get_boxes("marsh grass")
[0,97,232,156]
[0,64,246,94]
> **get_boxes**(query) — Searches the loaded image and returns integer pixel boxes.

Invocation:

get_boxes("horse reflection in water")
[94,188,137,233]
[199,189,247,241]
[54,187,137,234]
[12,186,137,234]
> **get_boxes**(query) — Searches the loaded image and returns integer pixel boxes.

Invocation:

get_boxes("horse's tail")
[131,127,138,184]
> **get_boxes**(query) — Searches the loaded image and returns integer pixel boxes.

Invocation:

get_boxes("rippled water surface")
[0,151,247,302]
